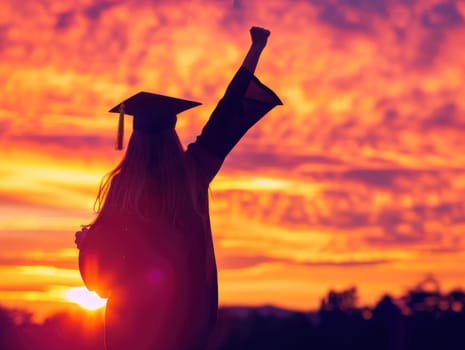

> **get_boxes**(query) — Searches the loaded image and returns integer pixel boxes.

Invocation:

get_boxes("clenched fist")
[250,26,270,49]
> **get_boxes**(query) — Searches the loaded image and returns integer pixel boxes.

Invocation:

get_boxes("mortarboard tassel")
[116,103,125,150]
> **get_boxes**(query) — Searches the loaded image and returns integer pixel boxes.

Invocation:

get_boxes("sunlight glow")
[66,287,107,311]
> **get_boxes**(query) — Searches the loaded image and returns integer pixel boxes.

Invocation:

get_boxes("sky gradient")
[1,0,465,320]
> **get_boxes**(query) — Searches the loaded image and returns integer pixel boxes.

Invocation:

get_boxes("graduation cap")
[109,92,202,150]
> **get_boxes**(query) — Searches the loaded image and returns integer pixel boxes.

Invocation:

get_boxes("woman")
[75,26,282,350]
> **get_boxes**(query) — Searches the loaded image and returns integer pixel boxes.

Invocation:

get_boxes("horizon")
[1,273,459,324]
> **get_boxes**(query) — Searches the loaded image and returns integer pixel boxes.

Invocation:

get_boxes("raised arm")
[241,26,270,74]
[186,26,282,182]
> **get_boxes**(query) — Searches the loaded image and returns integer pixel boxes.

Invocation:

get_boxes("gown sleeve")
[186,67,282,183]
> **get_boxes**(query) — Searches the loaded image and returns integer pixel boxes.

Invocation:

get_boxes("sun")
[66,287,107,310]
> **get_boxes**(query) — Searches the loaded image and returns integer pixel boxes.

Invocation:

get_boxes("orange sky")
[2,0,465,320]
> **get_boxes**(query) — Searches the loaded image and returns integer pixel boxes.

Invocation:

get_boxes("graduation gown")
[79,67,282,350]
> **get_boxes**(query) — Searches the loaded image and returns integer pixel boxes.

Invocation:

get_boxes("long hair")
[91,129,201,226]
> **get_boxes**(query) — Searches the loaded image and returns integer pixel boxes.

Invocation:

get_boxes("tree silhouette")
[0,306,24,350]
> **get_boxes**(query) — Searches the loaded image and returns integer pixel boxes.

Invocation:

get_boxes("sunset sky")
[2,0,465,320]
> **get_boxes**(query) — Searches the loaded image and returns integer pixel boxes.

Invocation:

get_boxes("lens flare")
[66,287,107,311]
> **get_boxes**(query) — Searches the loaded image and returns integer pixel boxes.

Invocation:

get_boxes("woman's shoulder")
[184,143,223,184]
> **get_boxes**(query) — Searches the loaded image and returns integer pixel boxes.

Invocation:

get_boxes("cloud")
[0,192,41,207]
[317,1,379,33]
[311,0,464,64]
[11,134,112,152]
[54,11,77,30]
[340,168,426,188]
[219,254,285,269]
[0,119,12,138]
[0,256,76,270]
[212,163,465,251]
[223,149,345,173]
[218,253,390,269]
[421,2,464,28]
[422,103,465,130]
[83,1,120,21]
[0,25,9,52]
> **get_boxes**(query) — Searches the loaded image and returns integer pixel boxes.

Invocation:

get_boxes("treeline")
[2,276,465,349]
[0,307,105,350]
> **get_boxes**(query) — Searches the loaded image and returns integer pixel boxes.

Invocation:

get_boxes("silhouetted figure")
[75,26,282,350]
